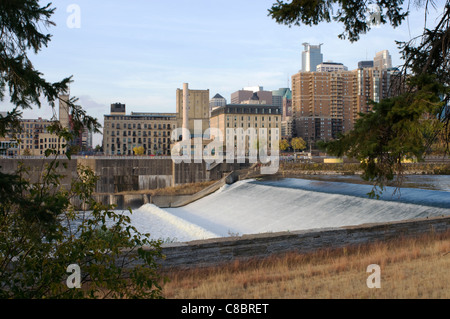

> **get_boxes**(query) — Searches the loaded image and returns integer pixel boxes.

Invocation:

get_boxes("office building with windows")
[103,103,177,156]
[301,43,323,72]
[210,104,281,153]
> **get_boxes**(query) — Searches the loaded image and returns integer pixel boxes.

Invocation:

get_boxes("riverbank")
[162,228,450,299]
[279,162,450,176]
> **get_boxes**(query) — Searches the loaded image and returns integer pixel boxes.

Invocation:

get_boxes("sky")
[0,0,446,146]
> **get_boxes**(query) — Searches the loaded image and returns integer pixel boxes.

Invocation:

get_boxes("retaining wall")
[150,216,450,269]
[78,158,173,193]
[0,158,78,189]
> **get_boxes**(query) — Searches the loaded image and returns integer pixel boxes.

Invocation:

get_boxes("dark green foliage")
[0,0,100,139]
[0,1,165,298]
[269,0,450,192]
[319,74,447,196]
[0,165,165,298]
[268,0,407,42]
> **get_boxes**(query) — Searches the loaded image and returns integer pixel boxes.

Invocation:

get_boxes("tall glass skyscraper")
[301,43,323,72]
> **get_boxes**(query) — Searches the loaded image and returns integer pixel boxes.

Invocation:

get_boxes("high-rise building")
[291,63,398,142]
[373,50,392,70]
[301,43,323,72]
[292,71,355,142]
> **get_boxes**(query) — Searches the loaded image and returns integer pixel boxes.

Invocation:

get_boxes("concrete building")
[301,43,323,72]
[272,88,293,121]
[209,93,227,113]
[176,84,209,138]
[230,87,273,106]
[110,102,126,114]
[210,104,281,154]
[0,112,18,156]
[76,127,93,151]
[316,62,348,72]
[291,71,353,142]
[59,94,70,129]
[374,50,392,70]
[0,138,19,156]
[281,117,294,140]
[103,103,177,156]
[240,92,268,105]
[15,118,68,156]
[9,96,70,156]
[291,60,399,143]
[358,60,374,69]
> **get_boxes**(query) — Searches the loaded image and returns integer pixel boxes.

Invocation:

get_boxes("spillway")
[129,177,450,242]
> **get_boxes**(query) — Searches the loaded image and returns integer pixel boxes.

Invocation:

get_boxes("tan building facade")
[15,118,68,156]
[103,104,176,156]
[291,66,397,143]
[176,86,209,138]
[12,95,70,156]
[210,104,281,153]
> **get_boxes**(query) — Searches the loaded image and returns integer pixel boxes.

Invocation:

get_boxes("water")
[125,175,450,243]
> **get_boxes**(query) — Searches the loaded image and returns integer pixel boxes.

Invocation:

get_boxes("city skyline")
[0,0,444,146]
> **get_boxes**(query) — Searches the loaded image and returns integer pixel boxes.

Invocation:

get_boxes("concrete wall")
[78,158,173,193]
[152,216,450,269]
[0,157,235,196]
[0,158,78,190]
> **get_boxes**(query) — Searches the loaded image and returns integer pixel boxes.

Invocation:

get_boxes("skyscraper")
[301,43,323,72]
[291,64,398,142]
[373,50,392,70]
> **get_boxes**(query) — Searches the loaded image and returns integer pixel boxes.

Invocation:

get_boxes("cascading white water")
[124,204,220,242]
[128,177,450,242]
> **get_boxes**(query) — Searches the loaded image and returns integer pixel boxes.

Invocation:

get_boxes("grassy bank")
[280,162,450,176]
[113,181,216,196]
[161,230,450,299]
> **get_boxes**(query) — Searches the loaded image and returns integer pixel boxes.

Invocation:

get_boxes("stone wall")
[152,216,450,269]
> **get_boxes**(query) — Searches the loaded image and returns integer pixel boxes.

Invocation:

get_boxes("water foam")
[130,204,219,242]
[123,177,450,242]
[166,178,450,237]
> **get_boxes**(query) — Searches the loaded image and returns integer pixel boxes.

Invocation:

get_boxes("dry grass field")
[161,230,450,299]
[115,181,216,196]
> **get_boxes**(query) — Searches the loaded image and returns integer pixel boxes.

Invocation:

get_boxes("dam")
[122,176,450,243]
